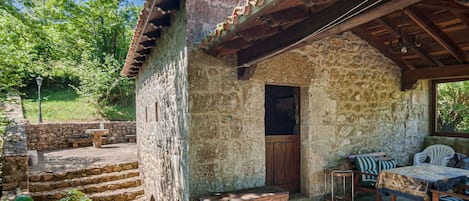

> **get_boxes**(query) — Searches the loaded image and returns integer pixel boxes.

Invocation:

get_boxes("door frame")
[264,84,301,193]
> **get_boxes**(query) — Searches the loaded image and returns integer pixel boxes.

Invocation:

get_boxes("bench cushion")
[440,196,464,201]
[379,159,397,170]
[355,156,378,182]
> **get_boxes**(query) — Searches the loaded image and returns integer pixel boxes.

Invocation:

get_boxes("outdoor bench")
[68,138,92,148]
[198,186,288,201]
[125,134,136,142]
[68,138,108,148]
[346,152,398,201]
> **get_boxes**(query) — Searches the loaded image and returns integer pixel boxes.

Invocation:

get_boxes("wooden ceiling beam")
[237,0,375,66]
[143,29,161,40]
[404,6,467,63]
[416,2,469,14]
[155,0,180,11]
[149,16,171,28]
[375,17,443,67]
[140,40,156,48]
[259,6,309,27]
[353,27,413,70]
[403,64,469,81]
[237,0,422,66]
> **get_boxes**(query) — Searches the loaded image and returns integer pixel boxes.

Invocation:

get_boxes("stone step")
[89,186,145,201]
[30,177,142,201]
[134,195,148,201]
[29,161,138,182]
[29,169,140,192]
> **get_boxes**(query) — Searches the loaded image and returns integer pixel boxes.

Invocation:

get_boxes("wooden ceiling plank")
[353,27,414,70]
[237,0,422,66]
[404,6,467,63]
[402,64,469,81]
[375,17,443,67]
[451,11,469,30]
[417,2,469,14]
[238,0,375,66]
[301,0,423,46]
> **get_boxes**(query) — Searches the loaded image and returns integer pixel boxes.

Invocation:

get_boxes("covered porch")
[120,0,469,200]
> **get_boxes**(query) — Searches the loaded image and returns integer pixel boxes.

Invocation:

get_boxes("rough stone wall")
[255,32,429,197]
[1,96,29,191]
[187,31,429,198]
[26,122,136,151]
[188,50,265,199]
[186,0,244,45]
[135,1,189,200]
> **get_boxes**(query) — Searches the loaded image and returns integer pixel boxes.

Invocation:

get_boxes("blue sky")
[129,0,144,6]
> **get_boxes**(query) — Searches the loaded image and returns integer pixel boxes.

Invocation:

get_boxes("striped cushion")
[365,169,378,181]
[355,156,378,182]
[440,196,464,201]
[379,159,397,170]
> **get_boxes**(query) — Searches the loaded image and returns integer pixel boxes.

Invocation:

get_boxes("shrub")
[59,189,91,201]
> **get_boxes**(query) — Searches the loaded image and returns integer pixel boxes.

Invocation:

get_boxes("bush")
[59,189,91,201]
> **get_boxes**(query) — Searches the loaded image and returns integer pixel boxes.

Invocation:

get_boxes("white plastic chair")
[413,144,455,166]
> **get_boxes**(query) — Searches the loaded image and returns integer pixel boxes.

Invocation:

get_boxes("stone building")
[121,0,469,200]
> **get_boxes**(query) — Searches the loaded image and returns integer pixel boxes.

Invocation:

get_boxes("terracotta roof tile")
[121,0,154,77]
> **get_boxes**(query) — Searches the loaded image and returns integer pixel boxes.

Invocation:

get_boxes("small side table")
[331,170,354,201]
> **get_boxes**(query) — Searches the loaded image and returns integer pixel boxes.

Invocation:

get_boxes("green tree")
[0,0,139,110]
[436,80,469,133]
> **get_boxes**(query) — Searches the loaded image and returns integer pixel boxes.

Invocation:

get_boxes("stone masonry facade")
[134,1,429,200]
[186,31,429,199]
[26,122,136,151]
[188,51,266,199]
[135,1,189,200]
[186,0,244,45]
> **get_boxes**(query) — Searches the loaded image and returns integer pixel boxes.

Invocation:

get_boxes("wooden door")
[265,85,300,193]
[265,135,300,193]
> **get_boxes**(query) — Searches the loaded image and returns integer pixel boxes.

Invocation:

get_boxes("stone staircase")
[29,161,145,201]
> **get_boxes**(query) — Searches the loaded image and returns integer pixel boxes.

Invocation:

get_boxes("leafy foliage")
[436,80,469,133]
[0,0,139,115]
[59,189,91,201]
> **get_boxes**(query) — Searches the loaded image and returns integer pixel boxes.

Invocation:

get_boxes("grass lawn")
[22,87,135,123]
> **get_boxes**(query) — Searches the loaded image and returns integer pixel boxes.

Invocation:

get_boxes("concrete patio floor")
[29,143,138,174]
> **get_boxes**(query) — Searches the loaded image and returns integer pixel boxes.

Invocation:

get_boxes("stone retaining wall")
[26,122,136,151]
[1,96,29,191]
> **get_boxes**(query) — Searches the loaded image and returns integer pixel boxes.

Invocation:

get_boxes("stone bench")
[125,135,136,143]
[68,138,110,148]
[198,186,288,201]
[68,138,92,148]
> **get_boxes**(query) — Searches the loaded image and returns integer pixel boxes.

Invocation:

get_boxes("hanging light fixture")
[389,31,421,54]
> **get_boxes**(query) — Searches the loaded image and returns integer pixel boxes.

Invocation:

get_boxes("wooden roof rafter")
[403,6,468,63]
[374,17,443,67]
[237,0,408,66]
[216,0,423,67]
[121,0,180,77]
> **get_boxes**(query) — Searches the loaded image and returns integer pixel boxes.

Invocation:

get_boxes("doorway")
[265,85,300,193]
